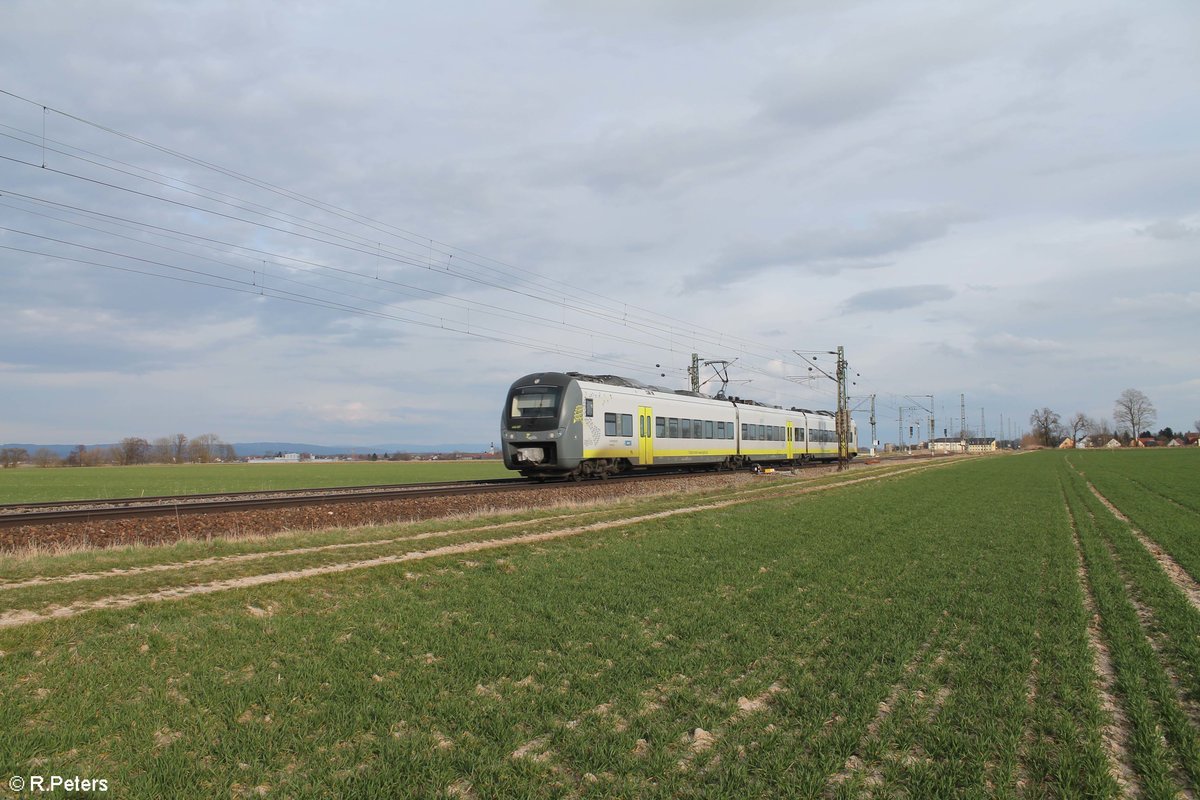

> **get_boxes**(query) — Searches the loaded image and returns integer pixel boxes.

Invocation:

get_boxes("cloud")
[975,332,1066,355]
[2,0,1199,447]
[840,284,955,314]
[1137,219,1200,240]
[697,208,973,286]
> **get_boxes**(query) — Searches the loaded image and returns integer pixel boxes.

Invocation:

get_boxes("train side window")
[741,423,749,440]
[681,419,692,438]
[728,423,735,440]
[604,413,618,436]
[757,425,766,440]
[669,418,680,438]
[704,420,714,439]
[620,414,633,437]
[716,421,725,438]
[585,399,593,417]
[656,417,666,437]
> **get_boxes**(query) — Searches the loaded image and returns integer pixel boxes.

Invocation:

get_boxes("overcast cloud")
[2,0,1198,448]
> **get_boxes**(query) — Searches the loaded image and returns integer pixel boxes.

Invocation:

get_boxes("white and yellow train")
[501,371,856,479]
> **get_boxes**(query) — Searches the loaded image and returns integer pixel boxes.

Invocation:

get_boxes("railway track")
[0,478,537,528]
[0,457,893,538]
[0,468,750,529]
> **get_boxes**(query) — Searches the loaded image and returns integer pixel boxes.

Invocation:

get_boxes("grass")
[1067,449,1200,581]
[1060,467,1200,797]
[0,460,511,504]
[0,453,1196,797]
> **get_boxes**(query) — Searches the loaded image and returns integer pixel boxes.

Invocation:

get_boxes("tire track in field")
[1075,486,1200,733]
[1070,466,1200,615]
[0,511,601,592]
[0,462,946,595]
[0,467,938,630]
[1062,487,1139,798]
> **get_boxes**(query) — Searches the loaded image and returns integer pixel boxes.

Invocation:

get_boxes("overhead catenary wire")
[0,88,843,403]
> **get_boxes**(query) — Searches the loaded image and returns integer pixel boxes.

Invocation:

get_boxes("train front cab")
[500,372,584,477]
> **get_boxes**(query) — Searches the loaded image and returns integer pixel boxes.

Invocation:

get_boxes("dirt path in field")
[0,463,952,630]
[1,463,947,590]
[1070,468,1200,615]
[1062,490,1139,797]
[0,503,745,629]
[0,511,598,592]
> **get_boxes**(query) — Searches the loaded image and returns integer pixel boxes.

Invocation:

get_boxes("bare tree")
[172,434,189,464]
[1029,408,1062,447]
[80,446,111,467]
[188,433,227,463]
[32,448,60,467]
[1088,417,1114,443]
[1113,389,1156,441]
[0,448,28,468]
[151,437,173,463]
[66,445,86,467]
[118,437,151,465]
[1066,412,1093,445]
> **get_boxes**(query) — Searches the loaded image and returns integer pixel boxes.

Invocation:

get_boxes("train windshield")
[507,385,562,428]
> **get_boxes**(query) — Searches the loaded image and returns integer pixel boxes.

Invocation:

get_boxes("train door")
[638,406,654,465]
[786,421,794,460]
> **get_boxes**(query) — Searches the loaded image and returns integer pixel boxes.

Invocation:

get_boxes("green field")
[0,460,510,504]
[1,452,1198,798]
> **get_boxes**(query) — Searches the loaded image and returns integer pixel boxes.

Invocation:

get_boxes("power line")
[0,88,848,398]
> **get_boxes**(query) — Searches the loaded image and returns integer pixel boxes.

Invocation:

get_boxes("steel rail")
[0,470,719,529]
[0,478,526,513]
[0,479,541,528]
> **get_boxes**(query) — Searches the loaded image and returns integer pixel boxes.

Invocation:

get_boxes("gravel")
[0,472,764,553]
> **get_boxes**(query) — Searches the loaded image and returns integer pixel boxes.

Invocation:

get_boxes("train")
[501,371,857,479]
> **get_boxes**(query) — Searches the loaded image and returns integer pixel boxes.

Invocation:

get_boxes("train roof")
[563,371,842,417]
[566,372,675,393]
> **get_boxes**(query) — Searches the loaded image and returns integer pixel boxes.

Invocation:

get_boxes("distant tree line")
[1028,388,1194,447]
[2,434,237,468]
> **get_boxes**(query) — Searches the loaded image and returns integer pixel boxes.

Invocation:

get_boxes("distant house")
[930,437,965,454]
[1186,433,1200,446]
[1137,436,1158,448]
[1105,438,1123,449]
[966,437,998,453]
[1058,438,1075,449]
[1168,438,1186,447]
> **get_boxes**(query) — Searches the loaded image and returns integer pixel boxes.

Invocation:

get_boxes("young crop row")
[0,455,1191,797]
[1068,450,1200,583]
[1058,452,1200,798]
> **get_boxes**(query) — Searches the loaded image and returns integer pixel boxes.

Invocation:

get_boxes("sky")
[2,0,1198,448]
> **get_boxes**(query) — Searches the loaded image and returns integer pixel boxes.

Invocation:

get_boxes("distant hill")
[2,442,492,460]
